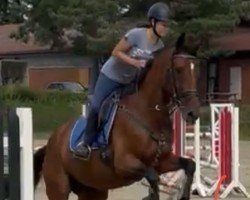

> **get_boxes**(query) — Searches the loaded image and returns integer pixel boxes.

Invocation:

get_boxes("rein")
[118,105,167,143]
[117,105,169,166]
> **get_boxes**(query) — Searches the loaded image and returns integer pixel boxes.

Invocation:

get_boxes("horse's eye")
[174,68,182,75]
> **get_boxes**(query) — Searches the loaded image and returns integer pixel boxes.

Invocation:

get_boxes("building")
[0,24,93,90]
[198,27,250,104]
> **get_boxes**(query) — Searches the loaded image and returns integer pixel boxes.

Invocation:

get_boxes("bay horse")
[34,33,200,200]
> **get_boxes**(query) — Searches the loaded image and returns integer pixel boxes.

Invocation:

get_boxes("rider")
[75,2,171,159]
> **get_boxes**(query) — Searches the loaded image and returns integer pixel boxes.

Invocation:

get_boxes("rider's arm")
[112,38,145,68]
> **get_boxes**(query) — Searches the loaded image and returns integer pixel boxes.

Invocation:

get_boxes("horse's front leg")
[142,168,160,200]
[156,152,196,200]
[114,152,160,200]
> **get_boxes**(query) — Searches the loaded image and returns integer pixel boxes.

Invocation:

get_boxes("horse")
[34,33,200,200]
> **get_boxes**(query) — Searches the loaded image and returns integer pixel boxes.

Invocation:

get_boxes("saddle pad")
[69,103,118,153]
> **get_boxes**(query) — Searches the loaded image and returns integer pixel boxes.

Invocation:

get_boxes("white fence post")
[192,118,209,197]
[16,108,34,200]
[220,107,250,198]
[172,104,250,198]
[82,104,86,117]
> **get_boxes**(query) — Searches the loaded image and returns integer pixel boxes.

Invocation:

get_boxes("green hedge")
[1,86,250,140]
[0,86,88,104]
[198,105,250,140]
[0,86,88,138]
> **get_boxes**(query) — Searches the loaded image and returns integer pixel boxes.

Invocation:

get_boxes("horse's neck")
[119,65,172,138]
[139,59,171,107]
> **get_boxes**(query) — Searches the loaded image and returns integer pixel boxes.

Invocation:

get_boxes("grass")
[199,105,250,140]
[25,104,250,141]
[2,100,83,139]
[238,105,250,140]
[32,102,83,139]
[239,124,250,140]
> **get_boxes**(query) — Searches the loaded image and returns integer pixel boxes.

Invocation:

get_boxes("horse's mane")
[137,32,200,87]
[137,46,169,86]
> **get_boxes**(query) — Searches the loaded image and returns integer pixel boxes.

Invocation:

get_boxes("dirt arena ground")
[35,141,250,200]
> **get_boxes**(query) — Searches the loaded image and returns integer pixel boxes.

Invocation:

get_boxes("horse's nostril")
[186,111,198,125]
[188,112,194,118]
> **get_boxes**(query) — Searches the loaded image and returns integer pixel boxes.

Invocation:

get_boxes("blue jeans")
[90,73,125,113]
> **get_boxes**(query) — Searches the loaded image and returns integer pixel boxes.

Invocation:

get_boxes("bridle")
[169,53,199,114]
[117,52,200,164]
[146,53,199,115]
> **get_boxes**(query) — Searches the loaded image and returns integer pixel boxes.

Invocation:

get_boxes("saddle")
[69,82,138,159]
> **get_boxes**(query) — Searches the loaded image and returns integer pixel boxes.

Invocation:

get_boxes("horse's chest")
[141,138,172,166]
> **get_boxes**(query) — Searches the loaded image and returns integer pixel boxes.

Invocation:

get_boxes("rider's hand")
[132,59,147,68]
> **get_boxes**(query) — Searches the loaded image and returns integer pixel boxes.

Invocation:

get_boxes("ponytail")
[136,22,152,28]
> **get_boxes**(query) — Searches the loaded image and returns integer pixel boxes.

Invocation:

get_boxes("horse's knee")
[187,159,196,174]
[145,168,159,182]
[179,158,195,175]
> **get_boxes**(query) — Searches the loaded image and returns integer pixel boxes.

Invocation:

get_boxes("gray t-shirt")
[101,28,164,84]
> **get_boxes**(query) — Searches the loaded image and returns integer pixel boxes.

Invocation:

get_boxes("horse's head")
[169,33,201,124]
[138,32,200,124]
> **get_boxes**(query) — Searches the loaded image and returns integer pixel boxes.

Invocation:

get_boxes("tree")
[12,0,127,54]
[169,0,250,56]
[11,0,250,56]
[0,0,27,24]
[8,0,250,93]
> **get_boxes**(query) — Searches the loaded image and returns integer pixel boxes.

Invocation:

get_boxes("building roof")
[0,24,50,56]
[211,27,250,51]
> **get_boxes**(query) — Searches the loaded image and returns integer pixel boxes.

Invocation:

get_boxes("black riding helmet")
[147,2,170,38]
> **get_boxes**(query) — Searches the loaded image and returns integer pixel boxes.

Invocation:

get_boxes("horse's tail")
[34,145,47,188]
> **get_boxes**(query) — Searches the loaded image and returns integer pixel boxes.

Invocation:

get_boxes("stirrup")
[73,144,92,161]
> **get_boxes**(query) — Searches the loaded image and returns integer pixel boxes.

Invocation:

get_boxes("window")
[207,62,217,94]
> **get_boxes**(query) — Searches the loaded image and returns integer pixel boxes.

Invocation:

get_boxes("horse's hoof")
[192,189,198,195]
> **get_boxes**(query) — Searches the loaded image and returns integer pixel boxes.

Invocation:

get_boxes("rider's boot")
[74,109,98,160]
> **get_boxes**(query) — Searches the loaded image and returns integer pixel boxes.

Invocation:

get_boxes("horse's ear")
[175,32,186,51]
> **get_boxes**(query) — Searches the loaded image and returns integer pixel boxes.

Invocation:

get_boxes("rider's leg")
[74,73,125,159]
